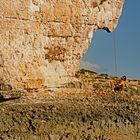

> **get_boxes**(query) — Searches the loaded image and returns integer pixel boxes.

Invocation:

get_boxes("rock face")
[0,0,124,89]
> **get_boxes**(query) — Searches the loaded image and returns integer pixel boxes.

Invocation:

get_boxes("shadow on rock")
[0,95,20,103]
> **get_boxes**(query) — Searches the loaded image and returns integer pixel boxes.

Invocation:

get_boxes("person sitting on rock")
[111,75,127,93]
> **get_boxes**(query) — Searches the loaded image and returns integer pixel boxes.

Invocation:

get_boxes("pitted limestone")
[0,0,124,89]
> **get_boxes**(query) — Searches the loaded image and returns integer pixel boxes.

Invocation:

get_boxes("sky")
[82,0,140,80]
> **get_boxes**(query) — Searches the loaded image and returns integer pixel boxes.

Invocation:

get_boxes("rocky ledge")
[0,70,140,140]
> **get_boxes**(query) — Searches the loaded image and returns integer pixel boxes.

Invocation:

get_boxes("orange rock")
[0,0,124,89]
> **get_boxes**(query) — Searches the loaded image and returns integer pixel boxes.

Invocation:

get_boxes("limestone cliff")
[0,0,124,89]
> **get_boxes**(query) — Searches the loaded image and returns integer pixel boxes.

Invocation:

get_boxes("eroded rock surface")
[0,0,124,89]
[0,94,140,140]
[0,70,140,140]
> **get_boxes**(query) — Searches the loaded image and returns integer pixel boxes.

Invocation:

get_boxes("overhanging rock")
[0,0,124,89]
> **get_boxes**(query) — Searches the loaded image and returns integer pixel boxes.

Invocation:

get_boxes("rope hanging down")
[113,31,118,76]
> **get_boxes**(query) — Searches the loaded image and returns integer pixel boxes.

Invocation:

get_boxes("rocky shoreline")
[0,70,140,140]
[0,90,139,140]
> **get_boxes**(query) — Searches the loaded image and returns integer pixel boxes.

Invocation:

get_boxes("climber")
[111,75,127,93]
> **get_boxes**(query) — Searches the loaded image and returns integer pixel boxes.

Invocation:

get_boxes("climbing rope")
[113,31,118,76]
